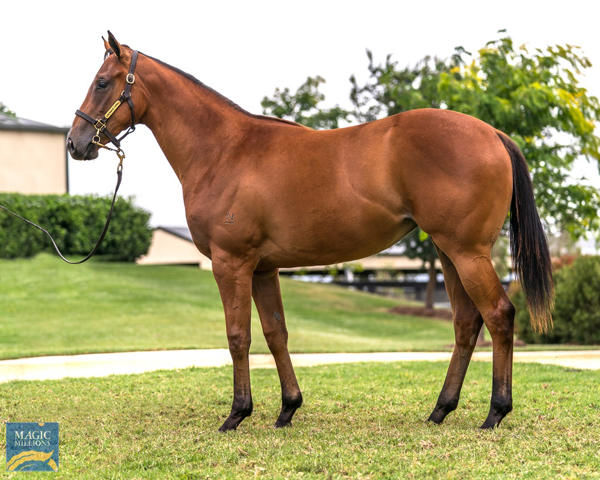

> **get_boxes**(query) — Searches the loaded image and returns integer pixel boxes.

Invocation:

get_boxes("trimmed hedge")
[512,256,600,344]
[0,193,152,262]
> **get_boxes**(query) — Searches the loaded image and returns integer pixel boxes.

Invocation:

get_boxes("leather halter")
[75,50,139,155]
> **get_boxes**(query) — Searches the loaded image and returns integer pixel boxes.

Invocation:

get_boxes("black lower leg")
[427,320,481,425]
[480,380,512,429]
[219,394,253,432]
[481,299,514,429]
[428,395,459,424]
[274,392,303,428]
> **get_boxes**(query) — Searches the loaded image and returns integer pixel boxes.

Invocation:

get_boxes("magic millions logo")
[5,422,59,472]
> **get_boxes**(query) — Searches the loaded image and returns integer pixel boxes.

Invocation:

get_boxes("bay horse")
[68,32,553,431]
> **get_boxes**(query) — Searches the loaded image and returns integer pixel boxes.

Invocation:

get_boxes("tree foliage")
[0,193,152,262]
[512,256,600,344]
[261,76,350,129]
[0,102,16,117]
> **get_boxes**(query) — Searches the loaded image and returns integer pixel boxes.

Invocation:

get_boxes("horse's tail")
[497,132,554,332]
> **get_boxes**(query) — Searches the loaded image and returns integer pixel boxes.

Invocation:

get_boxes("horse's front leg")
[252,269,303,427]
[212,251,256,432]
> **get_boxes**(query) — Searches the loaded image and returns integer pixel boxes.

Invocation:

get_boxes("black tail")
[497,132,554,332]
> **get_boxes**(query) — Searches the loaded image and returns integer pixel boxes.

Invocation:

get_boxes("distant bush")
[512,256,600,344]
[0,193,152,262]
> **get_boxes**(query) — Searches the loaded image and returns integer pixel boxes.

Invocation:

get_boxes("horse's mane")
[140,52,303,128]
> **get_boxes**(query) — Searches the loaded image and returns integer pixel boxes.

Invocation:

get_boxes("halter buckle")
[126,73,135,85]
[94,119,106,131]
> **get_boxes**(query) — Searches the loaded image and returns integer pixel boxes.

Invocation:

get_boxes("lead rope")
[0,155,124,264]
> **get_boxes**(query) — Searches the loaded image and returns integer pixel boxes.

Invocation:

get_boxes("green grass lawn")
[0,361,598,479]
[0,254,454,359]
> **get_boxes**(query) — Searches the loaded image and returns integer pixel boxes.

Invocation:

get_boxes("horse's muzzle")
[67,135,99,161]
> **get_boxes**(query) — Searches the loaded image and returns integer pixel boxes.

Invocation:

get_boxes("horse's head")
[67,31,145,160]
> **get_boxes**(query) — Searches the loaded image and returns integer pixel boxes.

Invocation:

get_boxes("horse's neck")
[139,60,249,184]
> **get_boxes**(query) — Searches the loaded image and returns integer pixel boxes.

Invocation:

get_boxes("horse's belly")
[258,207,416,269]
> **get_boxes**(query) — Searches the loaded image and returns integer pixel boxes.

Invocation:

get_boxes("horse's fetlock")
[436,396,458,414]
[283,391,303,410]
[232,396,253,417]
[491,397,512,416]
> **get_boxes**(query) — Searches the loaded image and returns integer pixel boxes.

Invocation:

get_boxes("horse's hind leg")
[439,244,515,428]
[252,269,302,427]
[428,246,483,424]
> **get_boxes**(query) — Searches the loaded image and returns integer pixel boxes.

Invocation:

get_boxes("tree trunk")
[425,259,436,311]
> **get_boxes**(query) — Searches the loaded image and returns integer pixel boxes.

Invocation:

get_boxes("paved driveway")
[0,349,598,383]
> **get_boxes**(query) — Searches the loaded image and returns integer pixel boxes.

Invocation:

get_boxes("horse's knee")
[227,331,250,357]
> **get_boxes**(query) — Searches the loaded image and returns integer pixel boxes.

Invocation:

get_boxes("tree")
[261,76,350,129]
[400,229,439,310]
[0,102,15,117]
[262,32,600,309]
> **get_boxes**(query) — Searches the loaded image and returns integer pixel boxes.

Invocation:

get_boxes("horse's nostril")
[67,137,75,152]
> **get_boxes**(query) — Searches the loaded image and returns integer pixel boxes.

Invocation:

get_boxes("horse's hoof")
[479,415,506,429]
[218,415,245,432]
[427,401,457,424]
[427,410,446,425]
[479,421,496,429]
[479,412,509,429]
[274,419,292,428]
[218,422,237,433]
[480,400,512,429]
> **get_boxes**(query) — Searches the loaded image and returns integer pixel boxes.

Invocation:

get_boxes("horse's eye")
[96,79,108,90]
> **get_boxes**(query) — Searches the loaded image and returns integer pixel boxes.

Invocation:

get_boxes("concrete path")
[0,349,599,384]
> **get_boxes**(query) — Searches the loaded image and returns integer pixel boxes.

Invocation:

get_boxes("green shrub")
[512,256,600,344]
[0,193,152,262]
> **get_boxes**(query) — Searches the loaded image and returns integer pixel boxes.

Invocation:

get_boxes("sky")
[2,0,600,238]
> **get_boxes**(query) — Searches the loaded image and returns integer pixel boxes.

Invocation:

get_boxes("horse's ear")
[102,35,112,57]
[107,30,122,59]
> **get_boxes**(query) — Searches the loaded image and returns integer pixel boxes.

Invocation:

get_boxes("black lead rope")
[0,162,123,264]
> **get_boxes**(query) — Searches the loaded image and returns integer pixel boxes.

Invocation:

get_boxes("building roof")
[0,112,69,134]
[158,226,194,242]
